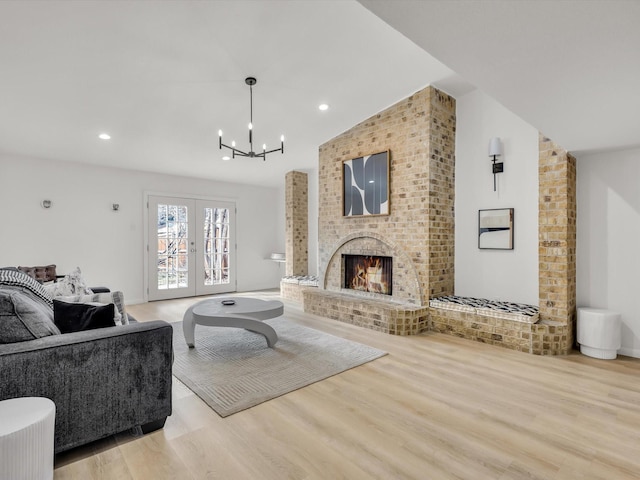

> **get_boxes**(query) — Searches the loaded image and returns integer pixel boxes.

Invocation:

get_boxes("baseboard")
[126,298,145,306]
[617,346,640,359]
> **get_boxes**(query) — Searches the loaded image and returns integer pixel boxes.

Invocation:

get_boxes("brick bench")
[280,275,318,303]
[429,296,568,355]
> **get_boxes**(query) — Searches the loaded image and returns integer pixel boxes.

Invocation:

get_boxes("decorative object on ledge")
[269,253,286,263]
[478,208,514,249]
[218,77,284,161]
[112,203,119,211]
[343,150,389,217]
[41,199,52,209]
[488,137,503,191]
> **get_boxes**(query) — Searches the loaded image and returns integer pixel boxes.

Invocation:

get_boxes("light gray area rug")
[171,318,386,417]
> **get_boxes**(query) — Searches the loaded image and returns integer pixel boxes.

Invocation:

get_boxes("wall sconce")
[488,137,503,191]
[41,200,52,209]
[112,203,120,211]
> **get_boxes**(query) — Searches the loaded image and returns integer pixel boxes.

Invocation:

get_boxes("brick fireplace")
[322,232,421,304]
[303,85,456,335]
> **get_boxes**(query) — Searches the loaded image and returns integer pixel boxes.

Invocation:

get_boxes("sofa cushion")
[53,300,115,333]
[0,287,60,343]
[55,291,129,326]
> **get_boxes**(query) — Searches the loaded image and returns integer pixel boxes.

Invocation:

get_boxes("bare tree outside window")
[203,208,230,286]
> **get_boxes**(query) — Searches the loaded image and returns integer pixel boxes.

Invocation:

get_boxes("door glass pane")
[203,207,230,286]
[157,203,189,290]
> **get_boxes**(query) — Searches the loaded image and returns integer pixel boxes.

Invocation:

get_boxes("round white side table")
[577,307,621,359]
[0,397,56,480]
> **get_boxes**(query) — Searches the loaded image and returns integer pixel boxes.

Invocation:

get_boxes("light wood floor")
[54,291,640,480]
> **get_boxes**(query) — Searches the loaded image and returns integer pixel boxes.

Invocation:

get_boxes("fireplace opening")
[343,254,392,295]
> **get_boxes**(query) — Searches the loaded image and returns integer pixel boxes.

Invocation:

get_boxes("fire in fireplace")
[343,254,392,295]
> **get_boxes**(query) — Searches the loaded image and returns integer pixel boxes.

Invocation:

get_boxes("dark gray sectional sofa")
[0,271,173,453]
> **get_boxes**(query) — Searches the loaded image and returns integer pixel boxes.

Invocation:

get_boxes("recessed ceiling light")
[318,104,329,111]
[98,133,111,140]
[222,156,231,161]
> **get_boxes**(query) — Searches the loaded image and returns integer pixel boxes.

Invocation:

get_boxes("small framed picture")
[478,208,514,250]
[343,151,389,217]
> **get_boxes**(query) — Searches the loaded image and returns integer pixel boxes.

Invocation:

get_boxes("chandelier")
[218,77,284,161]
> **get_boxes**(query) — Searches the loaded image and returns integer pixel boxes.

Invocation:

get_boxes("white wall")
[0,154,284,305]
[455,90,539,305]
[577,148,640,358]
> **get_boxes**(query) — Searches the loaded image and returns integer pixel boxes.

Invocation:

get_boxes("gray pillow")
[0,287,60,343]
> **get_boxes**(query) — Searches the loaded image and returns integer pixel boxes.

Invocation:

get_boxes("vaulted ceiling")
[1,1,637,189]
[359,0,640,155]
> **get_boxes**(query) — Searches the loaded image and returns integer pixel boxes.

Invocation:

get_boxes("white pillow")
[46,267,93,297]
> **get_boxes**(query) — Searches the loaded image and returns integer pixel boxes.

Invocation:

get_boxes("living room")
[1,1,639,479]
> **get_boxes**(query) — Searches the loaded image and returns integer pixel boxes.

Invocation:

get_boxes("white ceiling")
[2,1,636,190]
[0,0,470,188]
[359,0,640,155]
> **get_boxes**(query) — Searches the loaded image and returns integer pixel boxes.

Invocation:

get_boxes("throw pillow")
[0,269,53,308]
[0,287,60,344]
[55,291,129,326]
[17,264,58,283]
[46,267,93,297]
[53,300,115,333]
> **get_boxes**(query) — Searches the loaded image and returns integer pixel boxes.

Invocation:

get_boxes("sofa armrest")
[0,321,173,453]
[89,286,110,293]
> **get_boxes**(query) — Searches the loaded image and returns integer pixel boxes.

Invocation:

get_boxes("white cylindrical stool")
[577,308,621,359]
[0,397,56,480]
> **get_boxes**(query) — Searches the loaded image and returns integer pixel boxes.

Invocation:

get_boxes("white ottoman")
[0,397,56,480]
[577,308,621,359]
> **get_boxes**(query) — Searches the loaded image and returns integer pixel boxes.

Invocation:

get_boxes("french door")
[147,195,236,301]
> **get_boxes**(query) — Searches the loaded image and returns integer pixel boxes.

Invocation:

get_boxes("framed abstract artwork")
[342,150,389,217]
[478,208,514,250]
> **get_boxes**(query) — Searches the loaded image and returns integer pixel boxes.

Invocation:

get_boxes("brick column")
[285,170,308,276]
[427,88,456,299]
[538,133,577,352]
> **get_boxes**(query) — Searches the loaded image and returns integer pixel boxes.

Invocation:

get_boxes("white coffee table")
[183,297,284,348]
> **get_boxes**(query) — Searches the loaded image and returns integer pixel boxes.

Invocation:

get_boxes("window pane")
[156,202,189,290]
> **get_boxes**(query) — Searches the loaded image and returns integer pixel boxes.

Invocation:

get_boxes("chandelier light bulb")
[263,144,267,150]
[218,130,223,137]
[248,122,253,130]
[281,135,285,142]
[232,141,236,147]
